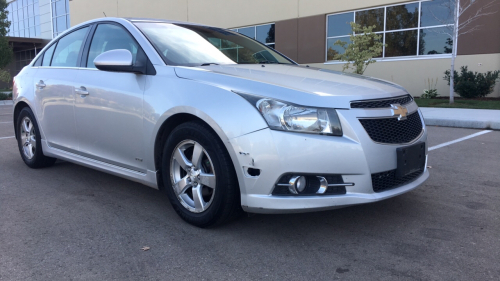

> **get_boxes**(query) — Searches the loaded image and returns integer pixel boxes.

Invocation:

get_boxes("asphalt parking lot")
[1,103,499,280]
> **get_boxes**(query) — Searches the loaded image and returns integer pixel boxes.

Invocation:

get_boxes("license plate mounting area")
[396,142,426,179]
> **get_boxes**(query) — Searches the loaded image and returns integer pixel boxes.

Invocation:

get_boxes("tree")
[332,22,385,75]
[0,0,13,84]
[428,0,498,104]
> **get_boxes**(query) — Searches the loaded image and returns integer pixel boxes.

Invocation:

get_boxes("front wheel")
[161,121,241,227]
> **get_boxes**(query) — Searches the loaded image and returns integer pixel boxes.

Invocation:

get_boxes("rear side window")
[42,44,56,66]
[86,24,139,68]
[51,27,89,67]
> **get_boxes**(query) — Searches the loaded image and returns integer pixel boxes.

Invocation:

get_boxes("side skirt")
[41,140,159,189]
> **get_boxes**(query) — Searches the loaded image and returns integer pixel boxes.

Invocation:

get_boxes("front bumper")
[229,104,428,214]
[242,169,428,214]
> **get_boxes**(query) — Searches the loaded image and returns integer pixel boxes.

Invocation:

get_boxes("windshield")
[134,22,295,66]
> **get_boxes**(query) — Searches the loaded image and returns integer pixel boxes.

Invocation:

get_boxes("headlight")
[236,92,342,136]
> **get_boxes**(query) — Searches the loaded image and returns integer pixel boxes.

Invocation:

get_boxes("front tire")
[161,121,241,227]
[16,107,57,168]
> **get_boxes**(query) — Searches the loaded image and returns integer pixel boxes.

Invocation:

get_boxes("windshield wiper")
[200,63,220,66]
[258,61,288,64]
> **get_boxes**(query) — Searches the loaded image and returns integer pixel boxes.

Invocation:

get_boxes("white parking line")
[429,130,493,151]
[0,136,15,140]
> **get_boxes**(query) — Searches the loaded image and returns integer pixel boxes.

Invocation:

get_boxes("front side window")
[51,27,89,67]
[326,0,455,61]
[87,24,139,68]
[135,22,291,66]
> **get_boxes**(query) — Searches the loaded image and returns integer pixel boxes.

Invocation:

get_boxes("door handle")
[75,86,89,97]
[36,80,46,89]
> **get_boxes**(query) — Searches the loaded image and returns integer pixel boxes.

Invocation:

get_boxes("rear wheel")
[162,121,241,227]
[16,107,57,168]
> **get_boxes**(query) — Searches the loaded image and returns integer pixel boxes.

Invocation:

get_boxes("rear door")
[33,26,91,151]
[73,23,147,172]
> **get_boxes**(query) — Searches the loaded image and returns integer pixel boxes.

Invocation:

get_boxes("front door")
[74,23,146,172]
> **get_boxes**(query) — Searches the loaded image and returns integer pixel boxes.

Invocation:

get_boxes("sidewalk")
[0,100,13,105]
[420,107,500,130]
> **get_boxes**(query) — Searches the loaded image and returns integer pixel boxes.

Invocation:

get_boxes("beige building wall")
[310,54,500,98]
[69,0,411,28]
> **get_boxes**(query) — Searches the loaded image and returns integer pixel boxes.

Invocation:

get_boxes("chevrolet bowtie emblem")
[390,104,408,121]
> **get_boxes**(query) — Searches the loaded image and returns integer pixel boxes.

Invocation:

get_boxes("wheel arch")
[13,101,31,140]
[153,112,240,192]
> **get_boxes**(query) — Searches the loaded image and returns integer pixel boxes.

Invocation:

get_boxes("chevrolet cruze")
[12,18,429,227]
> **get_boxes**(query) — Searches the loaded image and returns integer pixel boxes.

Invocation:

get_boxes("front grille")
[351,94,413,109]
[359,111,423,144]
[371,167,424,193]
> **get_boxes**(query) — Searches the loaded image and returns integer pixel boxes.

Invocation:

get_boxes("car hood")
[174,64,408,108]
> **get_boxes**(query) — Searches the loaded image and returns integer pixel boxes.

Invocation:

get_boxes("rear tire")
[161,121,242,227]
[16,107,57,168]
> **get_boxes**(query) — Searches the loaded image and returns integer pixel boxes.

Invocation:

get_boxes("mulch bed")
[415,97,500,101]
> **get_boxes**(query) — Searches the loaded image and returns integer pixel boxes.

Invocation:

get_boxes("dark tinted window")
[87,24,139,68]
[386,3,419,30]
[355,8,384,32]
[327,12,354,37]
[51,27,89,67]
[256,24,275,44]
[421,0,455,27]
[385,30,418,57]
[419,27,453,55]
[327,36,351,60]
[238,27,255,39]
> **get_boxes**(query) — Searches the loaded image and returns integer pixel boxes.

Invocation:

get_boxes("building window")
[15,49,37,72]
[232,23,275,48]
[326,0,454,61]
[51,0,70,38]
[6,0,41,38]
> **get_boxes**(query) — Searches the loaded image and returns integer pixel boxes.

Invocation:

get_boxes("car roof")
[75,17,218,29]
[124,17,204,26]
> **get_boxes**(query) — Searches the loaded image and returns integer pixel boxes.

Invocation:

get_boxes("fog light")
[289,176,307,194]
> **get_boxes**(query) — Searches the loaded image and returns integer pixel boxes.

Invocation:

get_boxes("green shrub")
[0,92,11,100]
[422,78,438,98]
[422,89,438,99]
[444,66,500,98]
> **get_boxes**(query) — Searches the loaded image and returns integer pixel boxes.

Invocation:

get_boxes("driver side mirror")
[94,49,146,74]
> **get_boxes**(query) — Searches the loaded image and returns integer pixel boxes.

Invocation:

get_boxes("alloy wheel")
[20,116,36,160]
[170,140,217,213]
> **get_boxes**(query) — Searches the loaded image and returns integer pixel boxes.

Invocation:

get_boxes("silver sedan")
[12,18,429,227]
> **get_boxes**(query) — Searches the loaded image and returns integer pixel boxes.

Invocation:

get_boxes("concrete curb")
[420,107,500,130]
[423,118,500,130]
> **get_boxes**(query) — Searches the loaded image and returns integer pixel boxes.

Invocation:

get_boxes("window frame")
[325,0,455,63]
[31,24,92,69]
[80,21,156,75]
[82,22,144,69]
